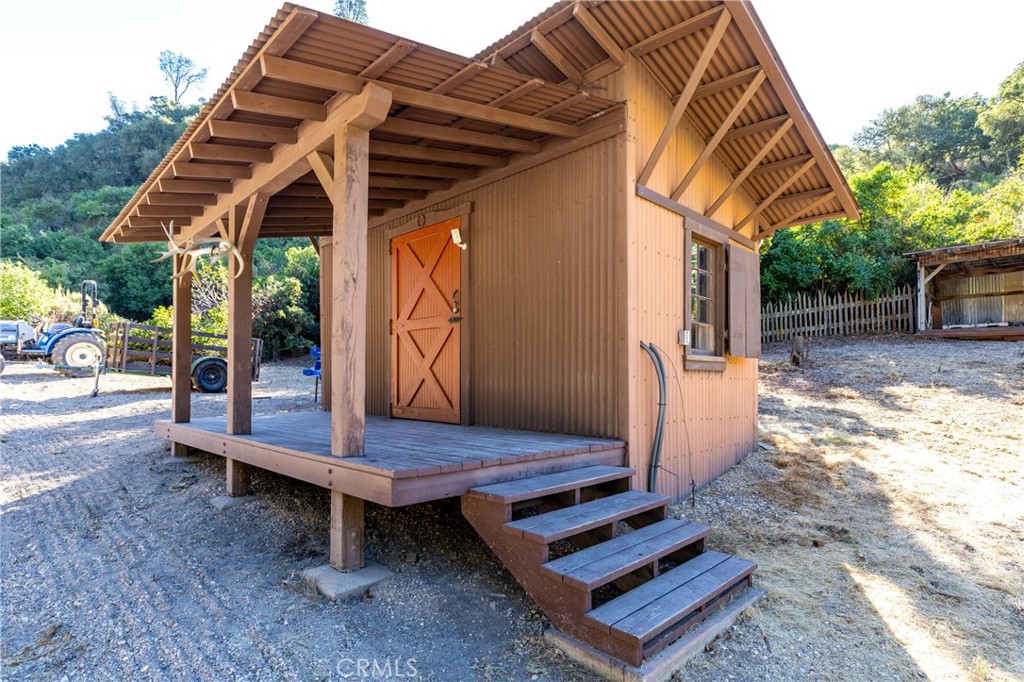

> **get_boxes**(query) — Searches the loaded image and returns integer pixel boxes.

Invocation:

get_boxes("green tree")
[978,63,1024,172]
[333,0,368,24]
[158,50,208,104]
[0,262,55,320]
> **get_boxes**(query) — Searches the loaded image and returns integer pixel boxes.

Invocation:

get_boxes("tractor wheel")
[52,334,106,377]
[192,358,228,393]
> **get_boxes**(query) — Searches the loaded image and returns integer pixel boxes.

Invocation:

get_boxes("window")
[689,239,719,355]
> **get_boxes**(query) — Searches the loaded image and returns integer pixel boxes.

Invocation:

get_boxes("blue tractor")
[19,280,108,377]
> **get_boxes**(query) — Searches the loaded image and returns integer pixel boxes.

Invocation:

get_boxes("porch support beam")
[328,96,390,457]
[735,157,816,230]
[706,119,792,218]
[917,264,928,332]
[319,238,333,411]
[330,490,364,571]
[637,9,731,187]
[226,193,268,437]
[171,255,193,453]
[672,70,766,201]
[180,83,393,240]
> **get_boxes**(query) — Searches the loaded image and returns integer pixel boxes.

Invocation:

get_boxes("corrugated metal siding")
[366,135,626,436]
[628,54,758,495]
[936,271,1024,326]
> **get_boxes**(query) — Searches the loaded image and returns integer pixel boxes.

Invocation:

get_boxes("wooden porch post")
[225,194,268,495]
[331,124,373,457]
[330,490,364,571]
[319,237,333,412]
[916,263,927,332]
[171,254,193,457]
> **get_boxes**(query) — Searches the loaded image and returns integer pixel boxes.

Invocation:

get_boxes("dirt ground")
[1,336,1021,681]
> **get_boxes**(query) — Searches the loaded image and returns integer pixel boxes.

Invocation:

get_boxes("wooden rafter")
[179,83,393,240]
[736,157,816,230]
[637,9,731,186]
[630,6,727,57]
[207,119,296,144]
[359,39,417,79]
[372,141,507,168]
[158,178,232,194]
[258,56,579,138]
[187,142,272,164]
[230,90,326,121]
[772,187,834,206]
[369,161,476,179]
[171,162,251,180]
[572,3,625,66]
[692,66,763,101]
[774,210,847,231]
[705,118,792,217]
[489,79,546,108]
[672,70,766,201]
[431,61,489,94]
[376,118,540,153]
[135,205,204,217]
[747,153,813,179]
[717,114,789,144]
[531,30,582,83]
[147,193,217,206]
[756,191,835,240]
[369,175,449,190]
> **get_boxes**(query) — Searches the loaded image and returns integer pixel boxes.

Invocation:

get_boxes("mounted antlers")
[151,221,246,280]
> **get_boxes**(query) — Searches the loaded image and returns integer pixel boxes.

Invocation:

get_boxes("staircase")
[462,465,757,668]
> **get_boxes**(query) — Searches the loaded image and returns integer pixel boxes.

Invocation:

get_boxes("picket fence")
[761,285,916,343]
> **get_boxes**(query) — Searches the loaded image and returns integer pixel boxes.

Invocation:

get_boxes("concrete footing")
[301,561,393,600]
[545,588,766,682]
[210,495,257,510]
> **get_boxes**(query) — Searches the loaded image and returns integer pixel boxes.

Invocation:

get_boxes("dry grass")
[677,337,1024,682]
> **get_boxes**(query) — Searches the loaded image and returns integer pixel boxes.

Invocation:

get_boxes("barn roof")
[101,0,858,244]
[906,238,1024,275]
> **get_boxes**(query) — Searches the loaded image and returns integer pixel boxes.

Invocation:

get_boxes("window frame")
[683,219,727,371]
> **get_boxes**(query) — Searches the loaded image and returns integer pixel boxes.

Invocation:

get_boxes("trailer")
[104,322,262,392]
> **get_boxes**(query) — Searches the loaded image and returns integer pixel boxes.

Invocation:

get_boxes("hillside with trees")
[1,55,1021,353]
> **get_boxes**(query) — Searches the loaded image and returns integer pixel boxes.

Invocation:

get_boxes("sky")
[0,0,1021,160]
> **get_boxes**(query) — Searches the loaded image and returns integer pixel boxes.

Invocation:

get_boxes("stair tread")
[587,554,756,642]
[542,518,709,590]
[505,491,669,543]
[467,465,634,503]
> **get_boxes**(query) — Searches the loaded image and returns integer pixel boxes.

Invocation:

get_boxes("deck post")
[330,490,364,571]
[226,458,251,497]
[319,237,333,412]
[171,254,193,456]
[329,88,391,457]
[916,263,927,332]
[226,194,268,436]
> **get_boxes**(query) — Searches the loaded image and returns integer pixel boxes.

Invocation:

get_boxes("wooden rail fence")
[761,285,916,343]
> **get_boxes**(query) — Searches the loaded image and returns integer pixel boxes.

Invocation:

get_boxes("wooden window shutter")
[727,244,761,358]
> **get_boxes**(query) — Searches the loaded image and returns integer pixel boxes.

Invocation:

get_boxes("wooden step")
[541,518,709,591]
[467,465,634,504]
[585,551,756,645]
[504,490,669,544]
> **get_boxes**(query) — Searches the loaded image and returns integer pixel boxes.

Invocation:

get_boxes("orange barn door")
[391,217,462,424]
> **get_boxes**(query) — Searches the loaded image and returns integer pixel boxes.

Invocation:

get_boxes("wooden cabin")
[101,1,858,671]
[908,238,1024,341]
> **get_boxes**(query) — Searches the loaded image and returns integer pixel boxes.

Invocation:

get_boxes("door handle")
[451,289,460,314]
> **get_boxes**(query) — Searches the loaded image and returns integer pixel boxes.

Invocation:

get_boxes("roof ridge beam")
[672,69,767,201]
[706,118,793,217]
[629,6,727,57]
[637,9,732,186]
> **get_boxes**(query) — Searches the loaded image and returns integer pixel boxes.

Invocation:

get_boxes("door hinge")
[388,319,393,335]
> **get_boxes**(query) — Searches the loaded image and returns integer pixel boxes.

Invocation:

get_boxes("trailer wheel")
[192,358,228,393]
[52,334,106,377]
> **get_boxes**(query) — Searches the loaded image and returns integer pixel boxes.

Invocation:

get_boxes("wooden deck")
[158,412,626,506]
